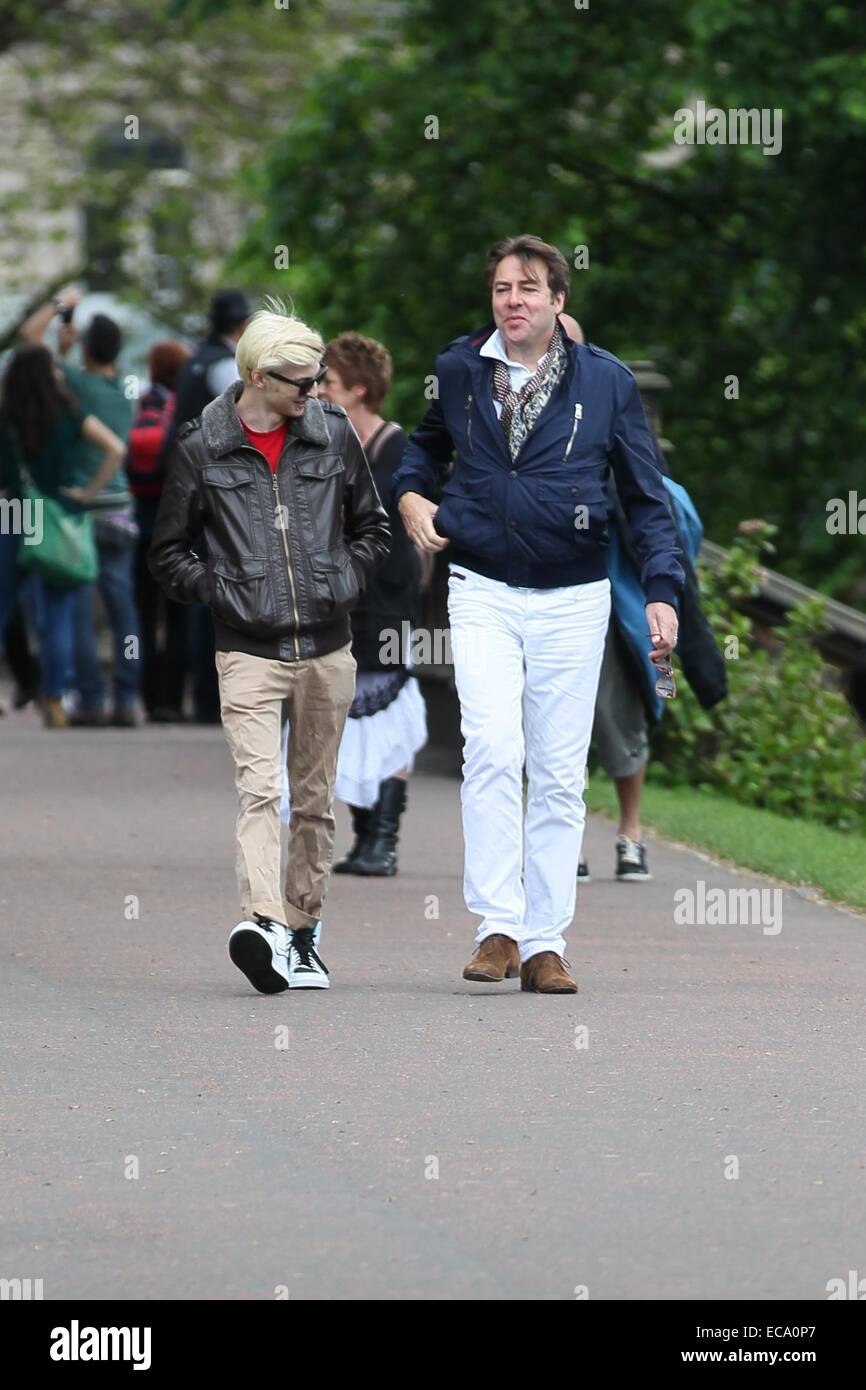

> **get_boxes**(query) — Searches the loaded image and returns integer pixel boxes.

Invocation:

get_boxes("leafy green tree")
[230,0,866,597]
[0,0,379,329]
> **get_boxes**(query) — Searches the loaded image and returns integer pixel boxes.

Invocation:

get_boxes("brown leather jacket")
[148,383,391,662]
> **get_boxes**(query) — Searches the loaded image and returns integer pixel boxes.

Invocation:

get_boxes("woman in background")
[0,346,124,727]
[281,332,427,875]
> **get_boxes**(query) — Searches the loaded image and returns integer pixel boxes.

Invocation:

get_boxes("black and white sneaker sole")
[228,926,289,994]
[288,968,330,991]
[616,870,653,882]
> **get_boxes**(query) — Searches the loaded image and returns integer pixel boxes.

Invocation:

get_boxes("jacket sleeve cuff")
[392,473,432,504]
[194,567,211,605]
[350,554,368,590]
[645,579,680,613]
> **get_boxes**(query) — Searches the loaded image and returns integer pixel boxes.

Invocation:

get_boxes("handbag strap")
[365,420,401,469]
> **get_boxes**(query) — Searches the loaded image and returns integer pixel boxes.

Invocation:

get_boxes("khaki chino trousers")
[215,644,356,930]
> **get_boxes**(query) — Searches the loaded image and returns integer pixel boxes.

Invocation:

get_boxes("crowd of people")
[0,284,432,879]
[1,238,726,993]
[0,287,263,728]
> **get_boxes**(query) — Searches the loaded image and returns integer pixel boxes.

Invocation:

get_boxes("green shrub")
[651,521,866,833]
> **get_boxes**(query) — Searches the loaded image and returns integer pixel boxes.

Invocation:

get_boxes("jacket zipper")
[272,470,301,660]
[238,444,301,660]
[563,402,582,461]
[466,393,473,453]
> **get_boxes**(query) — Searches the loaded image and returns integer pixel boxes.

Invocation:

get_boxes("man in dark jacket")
[395,234,684,994]
[150,305,390,994]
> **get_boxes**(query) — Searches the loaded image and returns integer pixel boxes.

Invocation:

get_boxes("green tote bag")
[13,437,98,588]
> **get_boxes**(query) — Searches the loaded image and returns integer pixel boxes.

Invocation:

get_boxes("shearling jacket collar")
[200,381,332,457]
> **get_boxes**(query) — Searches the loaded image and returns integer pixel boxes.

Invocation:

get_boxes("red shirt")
[241,419,289,473]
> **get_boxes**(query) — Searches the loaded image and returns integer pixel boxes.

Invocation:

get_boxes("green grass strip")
[585,774,866,914]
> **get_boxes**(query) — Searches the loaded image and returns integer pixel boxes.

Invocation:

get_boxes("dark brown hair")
[325,333,393,413]
[148,339,191,391]
[485,235,570,302]
[0,346,77,459]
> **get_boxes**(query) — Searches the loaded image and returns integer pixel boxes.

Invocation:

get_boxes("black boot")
[353,778,407,877]
[333,804,375,874]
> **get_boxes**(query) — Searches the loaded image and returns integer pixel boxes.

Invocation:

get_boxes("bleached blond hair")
[236,298,324,383]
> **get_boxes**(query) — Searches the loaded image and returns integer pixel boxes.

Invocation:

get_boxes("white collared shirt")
[480,328,551,418]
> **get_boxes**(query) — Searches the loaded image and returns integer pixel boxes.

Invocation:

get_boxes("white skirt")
[280,672,428,821]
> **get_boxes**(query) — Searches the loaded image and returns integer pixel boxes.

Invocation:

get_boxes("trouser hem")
[246,900,287,927]
[520,938,567,963]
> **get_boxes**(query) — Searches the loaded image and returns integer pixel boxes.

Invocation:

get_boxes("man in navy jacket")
[394,235,683,993]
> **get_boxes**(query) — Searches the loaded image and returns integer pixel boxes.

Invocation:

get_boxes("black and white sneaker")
[228,917,291,994]
[577,859,591,884]
[614,834,652,882]
[288,925,330,990]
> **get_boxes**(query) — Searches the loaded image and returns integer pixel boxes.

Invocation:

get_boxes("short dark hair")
[485,235,570,302]
[83,313,122,365]
[325,332,393,413]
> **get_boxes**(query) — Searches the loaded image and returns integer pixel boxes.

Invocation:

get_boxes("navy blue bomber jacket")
[392,320,684,610]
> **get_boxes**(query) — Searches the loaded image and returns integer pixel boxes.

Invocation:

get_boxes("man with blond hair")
[150,304,390,992]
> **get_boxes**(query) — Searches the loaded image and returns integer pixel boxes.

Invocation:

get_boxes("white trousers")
[447,564,611,961]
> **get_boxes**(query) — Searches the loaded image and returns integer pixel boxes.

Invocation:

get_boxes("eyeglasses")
[265,365,327,396]
[653,660,677,700]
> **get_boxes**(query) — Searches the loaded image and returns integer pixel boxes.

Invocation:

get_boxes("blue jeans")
[33,578,79,698]
[0,529,23,646]
[75,538,142,712]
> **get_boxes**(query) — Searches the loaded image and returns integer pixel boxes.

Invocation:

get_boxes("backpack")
[127,384,175,499]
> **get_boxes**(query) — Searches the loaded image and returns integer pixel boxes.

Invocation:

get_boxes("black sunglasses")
[265,365,327,395]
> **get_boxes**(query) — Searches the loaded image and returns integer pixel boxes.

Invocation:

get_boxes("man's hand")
[398,491,450,553]
[20,284,82,347]
[59,485,91,508]
[646,601,678,661]
[55,285,82,312]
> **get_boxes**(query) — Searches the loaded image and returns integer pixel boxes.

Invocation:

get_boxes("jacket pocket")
[202,466,255,489]
[308,545,360,620]
[535,474,608,556]
[294,452,344,481]
[434,473,495,546]
[200,466,255,551]
[210,554,279,636]
[294,454,346,546]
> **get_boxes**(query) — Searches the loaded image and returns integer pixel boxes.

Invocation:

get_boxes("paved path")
[2,712,865,1299]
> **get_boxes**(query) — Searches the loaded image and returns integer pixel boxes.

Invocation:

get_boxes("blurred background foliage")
[4,0,864,600]
[228,0,866,602]
[650,521,866,831]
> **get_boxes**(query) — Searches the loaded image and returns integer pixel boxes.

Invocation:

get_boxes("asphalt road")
[2,711,865,1300]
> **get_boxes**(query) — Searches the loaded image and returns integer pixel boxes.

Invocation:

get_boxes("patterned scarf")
[491,322,568,461]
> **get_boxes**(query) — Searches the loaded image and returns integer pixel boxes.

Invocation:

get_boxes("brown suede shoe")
[462,933,520,982]
[520,951,578,994]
